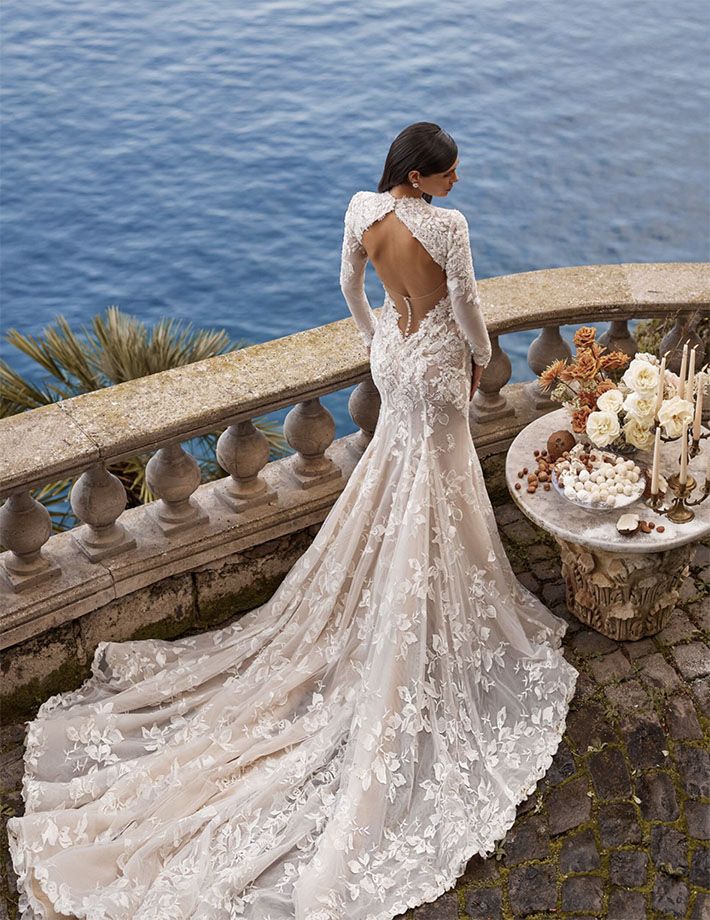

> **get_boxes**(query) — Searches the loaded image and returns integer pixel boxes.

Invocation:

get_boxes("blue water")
[2,0,709,442]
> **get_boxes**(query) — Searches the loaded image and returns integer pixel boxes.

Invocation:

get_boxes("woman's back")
[362,207,447,335]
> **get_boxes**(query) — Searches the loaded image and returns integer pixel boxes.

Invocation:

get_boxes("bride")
[7,121,577,920]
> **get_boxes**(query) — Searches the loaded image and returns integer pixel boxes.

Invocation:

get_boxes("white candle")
[693,370,705,441]
[679,420,689,486]
[678,340,688,400]
[655,354,667,415]
[651,426,661,495]
[687,345,697,403]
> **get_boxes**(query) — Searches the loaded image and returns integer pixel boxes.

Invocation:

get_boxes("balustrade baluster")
[215,420,278,513]
[660,314,706,373]
[146,442,209,534]
[348,375,381,451]
[70,462,136,561]
[0,491,60,591]
[525,325,573,409]
[470,336,515,422]
[598,319,638,358]
[284,398,343,489]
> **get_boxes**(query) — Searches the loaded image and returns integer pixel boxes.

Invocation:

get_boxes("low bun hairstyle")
[377,122,458,204]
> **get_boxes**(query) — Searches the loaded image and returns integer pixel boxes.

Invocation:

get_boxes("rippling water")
[1,0,708,437]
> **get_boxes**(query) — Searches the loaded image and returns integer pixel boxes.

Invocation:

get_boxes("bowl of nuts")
[550,444,646,513]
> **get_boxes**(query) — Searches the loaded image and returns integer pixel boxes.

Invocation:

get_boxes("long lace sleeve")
[445,210,492,368]
[339,197,376,348]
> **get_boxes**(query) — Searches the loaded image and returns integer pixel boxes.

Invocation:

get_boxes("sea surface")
[1,0,708,442]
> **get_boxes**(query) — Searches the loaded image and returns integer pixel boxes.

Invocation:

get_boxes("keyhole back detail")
[361,208,449,337]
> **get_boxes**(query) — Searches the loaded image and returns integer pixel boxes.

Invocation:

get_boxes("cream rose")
[658,395,694,438]
[621,358,660,395]
[622,391,657,422]
[597,389,624,413]
[586,410,621,447]
[623,416,655,450]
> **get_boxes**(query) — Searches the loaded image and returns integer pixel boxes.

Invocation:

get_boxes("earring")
[412,182,419,188]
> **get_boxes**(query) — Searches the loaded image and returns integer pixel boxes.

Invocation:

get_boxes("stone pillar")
[70,462,136,561]
[525,326,573,409]
[146,442,209,534]
[598,319,638,358]
[470,336,515,423]
[215,420,278,513]
[284,398,343,489]
[348,375,381,451]
[0,491,60,591]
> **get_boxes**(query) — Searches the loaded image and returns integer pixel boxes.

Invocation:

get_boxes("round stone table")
[505,407,710,640]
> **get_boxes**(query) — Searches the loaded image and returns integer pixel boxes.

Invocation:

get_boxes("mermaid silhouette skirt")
[7,296,577,919]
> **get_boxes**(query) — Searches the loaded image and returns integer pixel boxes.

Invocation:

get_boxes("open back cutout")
[362,211,448,337]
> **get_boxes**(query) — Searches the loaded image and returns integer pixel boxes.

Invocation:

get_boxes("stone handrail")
[1,262,708,497]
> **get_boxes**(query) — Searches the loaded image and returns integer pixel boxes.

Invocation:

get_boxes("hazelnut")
[657,524,665,533]
[527,485,536,494]
[544,483,551,491]
[514,482,521,490]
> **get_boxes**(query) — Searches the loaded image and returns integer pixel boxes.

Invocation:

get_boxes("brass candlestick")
[664,473,707,523]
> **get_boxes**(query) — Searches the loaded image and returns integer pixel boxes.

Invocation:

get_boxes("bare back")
[362,211,448,336]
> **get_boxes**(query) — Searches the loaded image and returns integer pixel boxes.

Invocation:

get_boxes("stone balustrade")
[0,262,708,708]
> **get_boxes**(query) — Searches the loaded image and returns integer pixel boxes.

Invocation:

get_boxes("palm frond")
[1,306,290,530]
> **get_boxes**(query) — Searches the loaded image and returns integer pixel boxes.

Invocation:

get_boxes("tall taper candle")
[687,345,697,403]
[678,340,688,400]
[679,420,689,485]
[651,425,661,495]
[693,370,704,441]
[655,354,667,415]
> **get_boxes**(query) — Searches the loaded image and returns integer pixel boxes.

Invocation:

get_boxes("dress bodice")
[339,190,492,368]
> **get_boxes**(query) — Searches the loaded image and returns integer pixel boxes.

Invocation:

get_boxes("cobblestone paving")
[1,501,708,920]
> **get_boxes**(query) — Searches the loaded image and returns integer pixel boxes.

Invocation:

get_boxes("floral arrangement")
[538,326,699,451]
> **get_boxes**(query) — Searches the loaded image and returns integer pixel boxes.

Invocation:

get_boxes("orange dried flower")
[573,326,597,348]
[539,358,568,390]
[571,406,592,433]
[600,350,631,370]
[575,350,601,380]
[595,379,617,395]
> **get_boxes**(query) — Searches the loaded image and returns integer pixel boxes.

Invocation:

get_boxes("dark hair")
[377,122,458,204]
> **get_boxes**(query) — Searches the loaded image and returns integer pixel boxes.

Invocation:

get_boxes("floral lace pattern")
[8,197,576,919]
[339,190,492,368]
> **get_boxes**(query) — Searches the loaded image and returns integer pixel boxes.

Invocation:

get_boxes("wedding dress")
[7,190,578,920]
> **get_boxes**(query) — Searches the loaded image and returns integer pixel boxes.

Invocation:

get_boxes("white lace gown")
[7,190,578,920]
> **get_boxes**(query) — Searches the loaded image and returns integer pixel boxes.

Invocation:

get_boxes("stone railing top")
[1,262,708,496]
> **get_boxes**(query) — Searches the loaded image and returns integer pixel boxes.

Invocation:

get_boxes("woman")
[8,122,577,920]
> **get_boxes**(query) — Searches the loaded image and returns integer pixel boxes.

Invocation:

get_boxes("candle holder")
[663,472,709,523]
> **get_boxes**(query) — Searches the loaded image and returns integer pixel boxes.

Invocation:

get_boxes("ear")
[408,170,420,184]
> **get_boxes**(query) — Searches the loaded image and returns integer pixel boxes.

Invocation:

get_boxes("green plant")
[0,306,289,530]
[634,315,710,356]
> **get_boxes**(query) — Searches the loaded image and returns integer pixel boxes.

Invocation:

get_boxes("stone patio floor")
[1,500,708,920]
